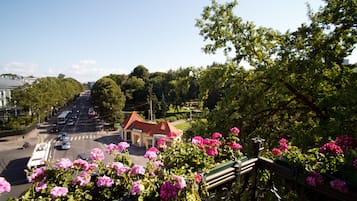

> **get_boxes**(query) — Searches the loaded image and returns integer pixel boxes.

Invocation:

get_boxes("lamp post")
[14,100,17,118]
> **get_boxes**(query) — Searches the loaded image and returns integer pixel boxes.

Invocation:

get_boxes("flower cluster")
[191,127,243,162]
[271,136,357,194]
[0,177,11,194]
[319,141,344,156]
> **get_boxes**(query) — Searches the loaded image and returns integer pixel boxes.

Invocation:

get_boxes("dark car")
[48,127,59,133]
[77,153,90,161]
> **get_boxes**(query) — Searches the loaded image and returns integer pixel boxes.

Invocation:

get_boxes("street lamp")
[14,100,17,118]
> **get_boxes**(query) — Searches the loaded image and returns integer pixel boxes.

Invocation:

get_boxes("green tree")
[196,0,357,148]
[91,77,126,124]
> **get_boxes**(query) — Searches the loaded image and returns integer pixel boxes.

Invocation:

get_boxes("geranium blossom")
[272,148,282,156]
[50,186,68,198]
[206,147,219,156]
[330,179,348,193]
[144,150,157,160]
[90,148,105,161]
[105,143,118,154]
[335,135,357,150]
[73,173,91,187]
[73,159,89,171]
[0,177,11,193]
[130,165,145,175]
[35,182,47,192]
[173,175,186,190]
[279,143,289,151]
[279,138,288,144]
[306,171,324,187]
[96,176,114,187]
[319,141,344,156]
[157,138,167,149]
[28,166,46,182]
[131,180,144,195]
[160,181,179,200]
[154,161,165,167]
[118,142,130,152]
[211,132,222,139]
[229,142,243,150]
[117,166,131,175]
[195,173,202,184]
[54,158,73,169]
[147,146,159,153]
[230,127,240,135]
[192,136,203,147]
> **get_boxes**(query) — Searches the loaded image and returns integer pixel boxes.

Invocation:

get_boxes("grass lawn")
[174,121,191,131]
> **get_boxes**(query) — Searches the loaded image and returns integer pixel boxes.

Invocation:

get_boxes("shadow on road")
[0,157,29,185]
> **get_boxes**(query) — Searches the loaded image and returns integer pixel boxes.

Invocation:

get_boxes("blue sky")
[0,0,354,83]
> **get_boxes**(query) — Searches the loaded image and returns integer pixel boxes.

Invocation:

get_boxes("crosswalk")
[49,133,119,144]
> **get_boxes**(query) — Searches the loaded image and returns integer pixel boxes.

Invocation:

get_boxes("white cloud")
[2,62,38,76]
[79,60,97,65]
[66,60,118,83]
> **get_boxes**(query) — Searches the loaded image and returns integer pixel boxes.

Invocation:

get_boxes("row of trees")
[91,65,201,124]
[3,75,83,129]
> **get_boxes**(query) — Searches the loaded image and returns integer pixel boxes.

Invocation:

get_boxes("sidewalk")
[0,128,40,152]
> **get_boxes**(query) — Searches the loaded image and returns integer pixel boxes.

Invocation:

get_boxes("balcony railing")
[203,138,357,201]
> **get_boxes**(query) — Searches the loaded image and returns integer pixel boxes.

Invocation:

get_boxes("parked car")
[67,119,75,126]
[57,132,69,141]
[61,141,71,150]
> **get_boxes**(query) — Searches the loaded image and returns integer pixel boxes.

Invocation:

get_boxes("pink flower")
[108,162,124,171]
[279,138,288,144]
[131,180,143,195]
[211,132,222,139]
[50,186,68,198]
[105,143,118,154]
[279,143,289,151]
[157,138,167,149]
[87,163,98,172]
[117,166,131,175]
[0,177,11,193]
[160,181,179,200]
[148,146,159,153]
[35,182,47,192]
[96,176,114,187]
[90,148,105,161]
[54,158,73,169]
[195,173,202,184]
[330,179,348,193]
[203,138,221,147]
[306,171,324,187]
[144,150,157,160]
[272,148,282,156]
[229,142,243,150]
[73,159,89,171]
[319,141,344,156]
[154,161,165,167]
[335,135,357,150]
[230,127,240,135]
[28,166,46,182]
[73,173,91,187]
[118,142,130,152]
[173,175,186,190]
[192,136,204,147]
[205,147,219,156]
[130,165,145,175]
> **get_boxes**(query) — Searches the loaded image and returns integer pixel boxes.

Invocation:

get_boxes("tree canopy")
[195,0,357,148]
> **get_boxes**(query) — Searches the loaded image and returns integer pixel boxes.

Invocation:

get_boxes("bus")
[27,142,50,169]
[57,110,72,125]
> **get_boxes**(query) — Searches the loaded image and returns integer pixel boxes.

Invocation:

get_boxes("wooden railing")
[203,138,357,201]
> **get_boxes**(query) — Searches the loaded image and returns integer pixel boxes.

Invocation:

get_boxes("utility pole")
[149,98,153,121]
